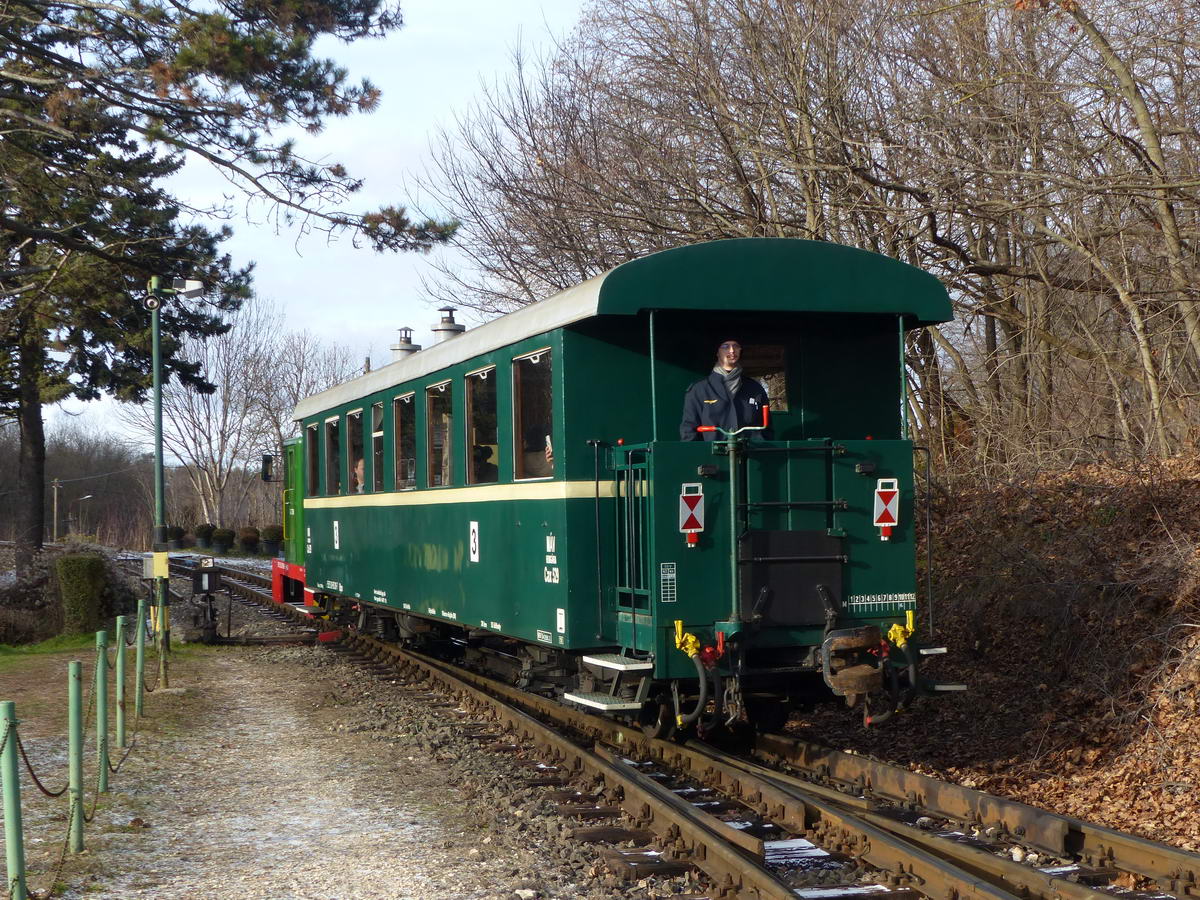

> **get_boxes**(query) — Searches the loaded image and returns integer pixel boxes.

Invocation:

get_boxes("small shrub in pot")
[195,522,216,549]
[211,528,235,554]
[238,526,260,554]
[260,524,284,556]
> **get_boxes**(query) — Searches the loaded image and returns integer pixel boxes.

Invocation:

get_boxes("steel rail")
[753,734,1200,896]
[215,566,272,589]
[664,740,1025,900]
[675,742,1129,900]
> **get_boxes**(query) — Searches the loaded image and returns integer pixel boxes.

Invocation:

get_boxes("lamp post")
[146,276,204,689]
[68,494,93,537]
[51,479,61,543]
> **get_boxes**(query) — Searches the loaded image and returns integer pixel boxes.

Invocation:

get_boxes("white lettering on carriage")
[844,593,916,605]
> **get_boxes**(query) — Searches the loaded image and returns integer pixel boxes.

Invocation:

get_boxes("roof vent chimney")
[390,327,422,361]
[432,306,466,344]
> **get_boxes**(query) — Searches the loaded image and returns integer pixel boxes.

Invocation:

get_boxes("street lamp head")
[171,278,205,299]
[79,494,93,501]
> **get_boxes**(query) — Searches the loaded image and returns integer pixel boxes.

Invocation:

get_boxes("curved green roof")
[295,238,949,420]
[598,238,951,326]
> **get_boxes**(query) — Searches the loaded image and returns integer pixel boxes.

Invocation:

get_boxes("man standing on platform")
[680,339,773,441]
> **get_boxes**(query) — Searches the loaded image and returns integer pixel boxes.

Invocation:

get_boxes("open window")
[466,367,498,484]
[305,423,319,496]
[427,381,454,487]
[348,409,364,494]
[324,417,341,495]
[371,402,384,492]
[393,393,416,489]
[513,349,554,480]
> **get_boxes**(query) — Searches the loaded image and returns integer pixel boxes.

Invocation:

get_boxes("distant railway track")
[176,560,1200,900]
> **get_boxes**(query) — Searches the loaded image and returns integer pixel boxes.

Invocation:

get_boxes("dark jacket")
[680,371,773,441]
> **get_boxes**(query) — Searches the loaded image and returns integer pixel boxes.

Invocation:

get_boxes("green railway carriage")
[279,238,952,732]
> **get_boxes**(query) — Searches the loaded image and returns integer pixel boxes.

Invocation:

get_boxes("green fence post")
[1,701,28,900]
[114,616,127,749]
[68,661,84,853]
[135,592,146,718]
[95,630,109,794]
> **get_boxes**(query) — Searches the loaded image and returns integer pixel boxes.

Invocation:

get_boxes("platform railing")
[2,618,159,900]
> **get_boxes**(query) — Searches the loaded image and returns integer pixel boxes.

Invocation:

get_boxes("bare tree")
[251,331,361,454]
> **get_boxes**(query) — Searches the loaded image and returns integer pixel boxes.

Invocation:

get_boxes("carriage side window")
[741,344,789,412]
[466,368,498,485]
[347,409,364,494]
[393,393,416,489]
[305,424,319,496]
[324,417,341,495]
[371,402,384,492]
[513,349,554,480]
[427,382,454,487]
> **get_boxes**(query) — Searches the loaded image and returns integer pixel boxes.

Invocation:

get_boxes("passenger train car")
[272,238,953,733]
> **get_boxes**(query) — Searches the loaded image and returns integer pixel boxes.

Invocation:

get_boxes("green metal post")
[150,281,170,688]
[135,592,146,717]
[114,616,126,748]
[95,631,109,793]
[68,661,83,853]
[728,437,741,626]
[1,701,27,900]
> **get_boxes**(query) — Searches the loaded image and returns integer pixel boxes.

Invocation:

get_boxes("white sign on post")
[872,479,900,527]
[679,483,704,532]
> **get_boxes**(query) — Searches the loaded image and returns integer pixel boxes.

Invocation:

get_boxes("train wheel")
[638,695,676,740]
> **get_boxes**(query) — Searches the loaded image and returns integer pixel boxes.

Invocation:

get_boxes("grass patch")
[0,632,97,661]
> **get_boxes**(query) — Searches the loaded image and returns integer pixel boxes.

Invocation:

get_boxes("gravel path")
[90,656,471,898]
[11,646,688,899]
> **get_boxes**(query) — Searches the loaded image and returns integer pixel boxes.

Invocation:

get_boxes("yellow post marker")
[155,549,170,688]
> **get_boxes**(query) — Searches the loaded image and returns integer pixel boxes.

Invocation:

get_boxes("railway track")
[153,560,1200,900]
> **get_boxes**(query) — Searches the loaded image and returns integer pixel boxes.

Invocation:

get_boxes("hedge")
[56,553,108,635]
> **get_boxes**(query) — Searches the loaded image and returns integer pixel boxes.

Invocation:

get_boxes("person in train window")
[679,339,773,441]
[521,425,554,477]
[473,445,499,483]
[352,457,365,493]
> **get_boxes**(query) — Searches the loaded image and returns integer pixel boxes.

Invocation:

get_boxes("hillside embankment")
[796,458,1200,850]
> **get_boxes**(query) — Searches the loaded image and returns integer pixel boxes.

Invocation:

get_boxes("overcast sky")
[51,0,586,432]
